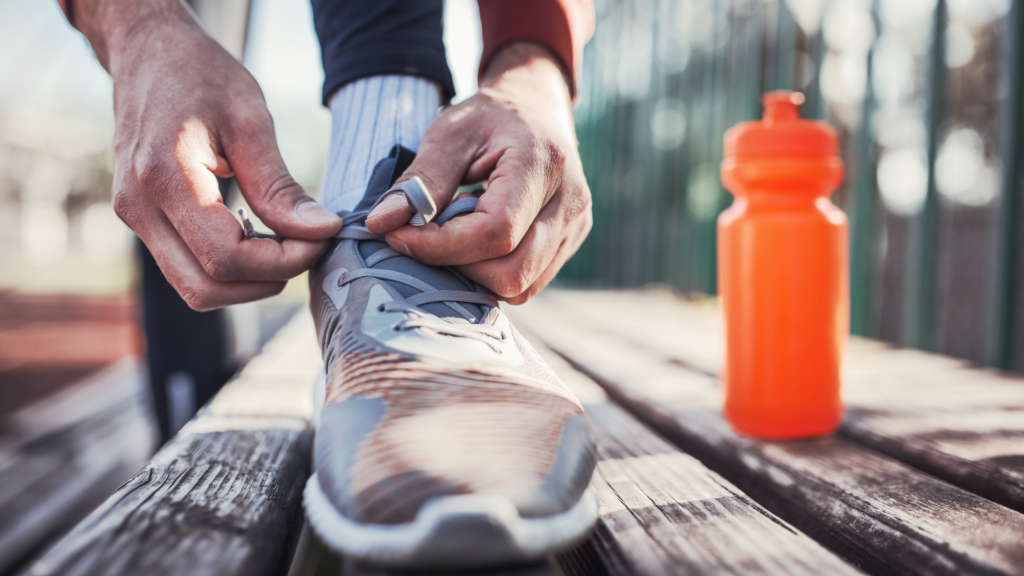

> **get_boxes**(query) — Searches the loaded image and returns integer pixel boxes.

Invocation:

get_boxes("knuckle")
[200,252,235,282]
[579,181,593,208]
[134,153,176,191]
[485,225,517,257]
[111,189,139,223]
[563,182,592,222]
[495,270,531,300]
[259,171,299,205]
[509,284,541,305]
[541,140,567,171]
[230,101,273,135]
[179,283,216,312]
[508,275,531,298]
[581,208,594,236]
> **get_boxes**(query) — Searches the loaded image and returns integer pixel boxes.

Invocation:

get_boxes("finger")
[455,191,588,298]
[366,105,485,234]
[171,202,328,282]
[114,190,286,311]
[141,120,330,281]
[383,147,548,266]
[502,208,592,306]
[222,100,342,239]
[365,192,415,233]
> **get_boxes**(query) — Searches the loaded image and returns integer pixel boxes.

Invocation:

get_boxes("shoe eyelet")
[378,304,386,312]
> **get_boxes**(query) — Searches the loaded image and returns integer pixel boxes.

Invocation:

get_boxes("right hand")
[77,0,342,311]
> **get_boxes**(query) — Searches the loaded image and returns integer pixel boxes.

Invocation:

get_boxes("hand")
[365,42,592,305]
[75,0,342,311]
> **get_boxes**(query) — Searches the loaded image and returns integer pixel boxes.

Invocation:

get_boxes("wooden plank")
[287,523,571,576]
[839,342,1024,514]
[513,296,1024,576]
[540,290,1024,514]
[0,361,153,575]
[25,311,322,576]
[343,554,564,576]
[526,340,859,576]
[1,359,143,440]
[288,334,856,576]
[280,302,853,575]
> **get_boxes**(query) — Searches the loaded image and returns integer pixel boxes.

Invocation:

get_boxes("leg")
[318,76,441,214]
[304,90,597,568]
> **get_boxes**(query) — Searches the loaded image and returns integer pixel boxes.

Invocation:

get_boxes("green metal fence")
[559,0,1024,370]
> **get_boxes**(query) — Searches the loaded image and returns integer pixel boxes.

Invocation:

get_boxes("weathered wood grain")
[282,301,855,576]
[0,361,153,575]
[1,359,145,440]
[343,557,565,576]
[529,342,859,576]
[513,296,1024,576]
[287,525,571,576]
[539,290,1024,515]
[24,312,321,576]
[839,350,1024,515]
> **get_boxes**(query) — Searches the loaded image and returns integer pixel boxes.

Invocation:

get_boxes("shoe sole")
[303,473,599,568]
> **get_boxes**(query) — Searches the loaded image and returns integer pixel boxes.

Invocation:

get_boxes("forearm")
[481,42,570,94]
[481,42,575,143]
[70,0,198,71]
[477,0,594,98]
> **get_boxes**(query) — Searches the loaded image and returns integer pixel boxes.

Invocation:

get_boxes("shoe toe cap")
[315,395,596,525]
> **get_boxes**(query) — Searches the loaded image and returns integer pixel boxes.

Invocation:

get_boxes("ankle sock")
[317,76,441,213]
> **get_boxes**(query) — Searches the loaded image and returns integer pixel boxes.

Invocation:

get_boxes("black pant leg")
[311,0,455,104]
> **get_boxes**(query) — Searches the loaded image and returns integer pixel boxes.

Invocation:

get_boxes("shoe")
[304,146,598,568]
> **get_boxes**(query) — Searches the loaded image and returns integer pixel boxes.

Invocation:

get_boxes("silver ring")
[381,176,437,226]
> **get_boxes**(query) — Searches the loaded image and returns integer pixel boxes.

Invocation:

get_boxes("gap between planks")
[527,337,859,576]
[24,311,322,576]
[512,293,1024,576]
[538,289,1024,515]
[289,331,857,576]
[0,360,154,575]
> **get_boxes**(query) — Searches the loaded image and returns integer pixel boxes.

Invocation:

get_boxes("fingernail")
[368,193,407,220]
[297,201,341,225]
[390,238,411,256]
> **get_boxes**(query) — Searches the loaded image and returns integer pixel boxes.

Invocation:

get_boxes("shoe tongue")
[352,145,417,220]
[356,146,485,323]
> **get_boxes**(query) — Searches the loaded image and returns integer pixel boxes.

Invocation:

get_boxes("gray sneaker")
[304,146,598,568]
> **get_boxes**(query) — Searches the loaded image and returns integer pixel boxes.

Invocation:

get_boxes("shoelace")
[333,194,506,351]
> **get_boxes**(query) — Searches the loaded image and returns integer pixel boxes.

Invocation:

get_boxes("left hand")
[364,42,592,305]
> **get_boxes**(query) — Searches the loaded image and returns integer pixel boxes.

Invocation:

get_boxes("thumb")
[224,108,342,240]
[366,133,469,234]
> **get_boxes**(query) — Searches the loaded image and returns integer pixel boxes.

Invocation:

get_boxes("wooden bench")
[23,290,1024,575]
[513,290,1024,575]
[0,360,153,575]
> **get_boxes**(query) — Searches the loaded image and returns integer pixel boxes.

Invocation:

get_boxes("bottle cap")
[724,91,839,161]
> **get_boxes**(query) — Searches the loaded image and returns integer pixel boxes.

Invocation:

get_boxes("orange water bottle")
[718,91,848,439]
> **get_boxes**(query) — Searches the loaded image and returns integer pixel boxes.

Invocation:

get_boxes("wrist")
[480,42,572,105]
[74,0,196,70]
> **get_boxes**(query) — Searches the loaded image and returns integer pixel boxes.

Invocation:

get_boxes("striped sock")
[317,76,441,213]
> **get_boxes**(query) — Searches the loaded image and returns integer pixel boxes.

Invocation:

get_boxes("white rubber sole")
[303,473,599,568]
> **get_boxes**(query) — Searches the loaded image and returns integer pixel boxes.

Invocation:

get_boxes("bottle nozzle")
[762,91,805,124]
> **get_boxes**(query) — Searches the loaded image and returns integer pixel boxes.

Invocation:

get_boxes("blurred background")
[564,0,1022,374]
[0,0,1021,571]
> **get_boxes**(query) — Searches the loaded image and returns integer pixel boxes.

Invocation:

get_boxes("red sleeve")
[57,0,73,24]
[477,0,595,98]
